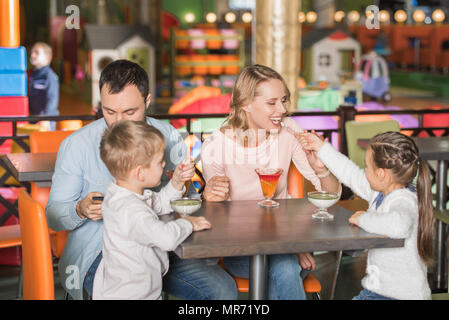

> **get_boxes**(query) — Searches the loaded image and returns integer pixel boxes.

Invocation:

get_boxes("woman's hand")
[296,131,327,174]
[297,130,325,152]
[202,176,230,202]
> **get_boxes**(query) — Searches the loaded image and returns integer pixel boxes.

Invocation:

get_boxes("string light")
[432,9,446,23]
[242,12,253,23]
[306,11,317,24]
[379,10,390,23]
[412,9,425,23]
[394,10,407,23]
[205,12,216,24]
[225,12,236,24]
[334,11,345,23]
[184,12,195,23]
[298,11,306,23]
[347,10,360,23]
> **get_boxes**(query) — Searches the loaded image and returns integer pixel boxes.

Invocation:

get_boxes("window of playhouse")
[319,54,331,67]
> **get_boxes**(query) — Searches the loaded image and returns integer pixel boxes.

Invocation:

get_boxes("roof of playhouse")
[85,24,155,50]
[302,28,359,49]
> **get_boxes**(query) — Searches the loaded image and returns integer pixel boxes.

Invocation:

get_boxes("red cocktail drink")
[255,168,283,208]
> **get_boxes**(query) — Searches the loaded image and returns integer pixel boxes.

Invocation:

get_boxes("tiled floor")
[0,251,367,300]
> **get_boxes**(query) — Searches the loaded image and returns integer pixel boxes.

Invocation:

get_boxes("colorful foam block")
[0,46,27,72]
[0,96,29,154]
[0,96,29,115]
[0,72,27,96]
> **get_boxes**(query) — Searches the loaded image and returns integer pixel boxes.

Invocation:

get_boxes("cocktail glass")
[255,168,283,208]
[307,191,340,220]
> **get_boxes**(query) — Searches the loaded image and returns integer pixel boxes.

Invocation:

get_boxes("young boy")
[29,42,59,130]
[93,120,211,300]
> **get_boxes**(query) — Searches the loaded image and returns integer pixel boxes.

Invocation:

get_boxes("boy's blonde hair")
[100,121,165,180]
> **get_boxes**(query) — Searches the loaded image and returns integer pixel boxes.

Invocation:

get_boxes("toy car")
[355,52,392,102]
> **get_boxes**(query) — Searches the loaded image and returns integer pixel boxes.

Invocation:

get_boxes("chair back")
[287,162,304,198]
[287,162,318,198]
[29,130,74,153]
[56,120,83,131]
[29,131,71,258]
[18,189,54,300]
[345,120,400,168]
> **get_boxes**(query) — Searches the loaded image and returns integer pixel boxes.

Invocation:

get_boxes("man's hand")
[297,253,316,271]
[76,192,104,221]
[202,176,230,202]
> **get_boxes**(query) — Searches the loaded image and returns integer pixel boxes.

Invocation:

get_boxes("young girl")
[93,121,211,300]
[299,131,433,300]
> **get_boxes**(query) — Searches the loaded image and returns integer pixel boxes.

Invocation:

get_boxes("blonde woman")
[201,64,340,299]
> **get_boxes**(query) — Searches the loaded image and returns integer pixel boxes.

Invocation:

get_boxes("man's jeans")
[83,251,238,300]
[83,251,103,298]
[223,254,307,300]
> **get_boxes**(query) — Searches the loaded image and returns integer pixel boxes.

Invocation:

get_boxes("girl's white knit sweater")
[317,142,431,300]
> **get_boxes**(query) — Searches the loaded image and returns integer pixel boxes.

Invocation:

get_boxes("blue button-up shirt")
[46,117,192,300]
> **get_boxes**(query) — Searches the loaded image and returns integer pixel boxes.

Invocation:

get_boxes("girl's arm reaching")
[357,197,415,239]
[298,133,375,202]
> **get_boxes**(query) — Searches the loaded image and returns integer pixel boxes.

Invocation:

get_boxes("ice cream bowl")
[170,198,202,217]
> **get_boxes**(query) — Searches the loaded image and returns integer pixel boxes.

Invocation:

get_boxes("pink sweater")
[201,118,322,201]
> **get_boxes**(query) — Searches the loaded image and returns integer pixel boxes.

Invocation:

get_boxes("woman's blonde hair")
[100,120,165,180]
[369,132,434,266]
[225,64,290,131]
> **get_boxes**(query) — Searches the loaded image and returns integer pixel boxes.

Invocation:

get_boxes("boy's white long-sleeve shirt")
[317,142,431,300]
[93,182,193,300]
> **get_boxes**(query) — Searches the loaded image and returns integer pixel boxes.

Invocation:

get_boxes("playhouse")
[301,28,361,84]
[84,24,156,110]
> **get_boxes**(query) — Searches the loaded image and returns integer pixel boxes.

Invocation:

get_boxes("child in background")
[29,42,59,130]
[93,121,211,300]
[299,131,433,300]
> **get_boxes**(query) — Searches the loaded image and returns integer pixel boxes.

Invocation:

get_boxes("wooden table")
[358,136,449,290]
[3,153,56,187]
[174,198,403,300]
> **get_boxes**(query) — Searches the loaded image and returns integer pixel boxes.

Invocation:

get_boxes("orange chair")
[218,257,322,299]
[0,224,22,298]
[287,162,304,198]
[56,120,83,131]
[29,130,74,154]
[29,130,74,259]
[18,189,54,300]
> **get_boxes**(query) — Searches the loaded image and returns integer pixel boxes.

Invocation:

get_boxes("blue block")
[0,72,27,96]
[0,47,27,72]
